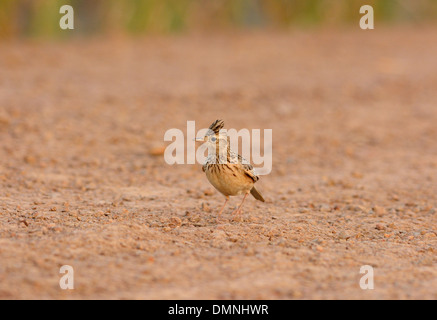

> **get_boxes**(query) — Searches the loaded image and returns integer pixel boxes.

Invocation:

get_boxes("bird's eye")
[211,137,216,142]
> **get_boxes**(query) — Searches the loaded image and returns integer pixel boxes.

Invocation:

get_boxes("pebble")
[338,231,351,240]
[203,189,214,196]
[390,194,399,201]
[23,155,37,164]
[168,217,182,228]
[201,203,211,213]
[319,204,331,212]
[228,236,239,243]
[149,146,165,156]
[375,224,385,231]
[373,206,387,216]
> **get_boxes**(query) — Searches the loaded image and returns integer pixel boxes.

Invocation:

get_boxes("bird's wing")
[235,152,259,182]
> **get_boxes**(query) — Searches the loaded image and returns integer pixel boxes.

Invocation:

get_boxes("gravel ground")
[0,27,436,299]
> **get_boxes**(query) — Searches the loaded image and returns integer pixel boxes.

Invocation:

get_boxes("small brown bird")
[195,120,265,220]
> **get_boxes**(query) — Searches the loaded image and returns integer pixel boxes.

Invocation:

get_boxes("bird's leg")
[217,196,229,222]
[231,192,249,216]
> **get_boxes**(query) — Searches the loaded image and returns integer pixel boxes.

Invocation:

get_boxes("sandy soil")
[0,27,436,300]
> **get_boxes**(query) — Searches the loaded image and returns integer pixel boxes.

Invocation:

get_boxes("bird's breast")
[205,164,254,196]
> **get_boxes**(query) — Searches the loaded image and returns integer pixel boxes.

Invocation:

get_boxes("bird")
[195,119,265,221]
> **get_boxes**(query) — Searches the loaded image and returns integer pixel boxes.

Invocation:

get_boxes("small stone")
[228,236,238,243]
[354,205,366,212]
[373,206,387,216]
[351,171,363,178]
[168,217,182,228]
[375,224,385,231]
[149,146,165,156]
[232,215,243,222]
[203,189,214,196]
[319,204,331,212]
[0,114,10,128]
[244,247,256,256]
[201,203,211,213]
[338,231,351,240]
[277,238,287,247]
[23,155,37,164]
[247,216,258,222]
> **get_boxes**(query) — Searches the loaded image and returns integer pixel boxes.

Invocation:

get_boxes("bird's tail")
[250,186,265,202]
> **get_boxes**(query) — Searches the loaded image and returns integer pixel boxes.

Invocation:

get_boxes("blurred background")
[0,0,436,38]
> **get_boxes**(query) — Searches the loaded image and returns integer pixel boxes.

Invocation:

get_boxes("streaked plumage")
[196,120,265,220]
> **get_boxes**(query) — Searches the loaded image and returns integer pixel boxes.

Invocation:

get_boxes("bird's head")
[195,119,228,149]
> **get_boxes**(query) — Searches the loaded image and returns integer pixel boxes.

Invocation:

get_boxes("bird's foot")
[216,215,225,224]
[231,206,242,216]
[231,214,243,222]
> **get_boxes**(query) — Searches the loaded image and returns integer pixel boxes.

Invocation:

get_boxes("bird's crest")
[208,119,224,135]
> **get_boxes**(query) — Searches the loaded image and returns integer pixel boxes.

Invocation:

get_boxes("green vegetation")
[0,0,436,38]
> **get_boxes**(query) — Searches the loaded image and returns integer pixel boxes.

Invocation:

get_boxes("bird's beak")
[194,137,205,142]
